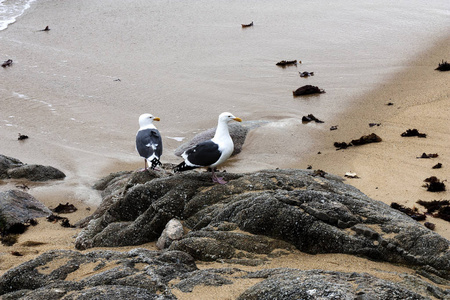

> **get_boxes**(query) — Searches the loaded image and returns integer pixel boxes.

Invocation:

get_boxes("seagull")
[136,113,163,170]
[174,112,242,184]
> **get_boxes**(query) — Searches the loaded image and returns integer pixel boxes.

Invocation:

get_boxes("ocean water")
[0,0,449,202]
[0,0,35,31]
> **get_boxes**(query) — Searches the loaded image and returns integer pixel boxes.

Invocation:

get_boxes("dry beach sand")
[1,2,450,299]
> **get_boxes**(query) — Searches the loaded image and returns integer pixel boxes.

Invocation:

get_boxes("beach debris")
[423,176,446,192]
[299,71,314,77]
[302,114,324,124]
[276,60,298,67]
[293,85,325,96]
[39,26,50,32]
[15,184,30,190]
[334,133,382,150]
[345,172,359,179]
[435,60,450,71]
[417,199,450,222]
[390,202,426,221]
[351,133,382,145]
[401,129,426,138]
[114,78,121,82]
[312,169,326,177]
[11,251,23,256]
[241,21,253,28]
[52,202,78,214]
[424,222,436,230]
[417,153,439,159]
[307,165,312,169]
[432,163,442,169]
[2,59,13,68]
[18,133,29,140]
[46,214,75,228]
[330,125,338,131]
[386,102,394,106]
[369,123,381,127]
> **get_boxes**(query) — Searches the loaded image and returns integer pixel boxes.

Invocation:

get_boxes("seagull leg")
[211,169,227,184]
[139,159,149,172]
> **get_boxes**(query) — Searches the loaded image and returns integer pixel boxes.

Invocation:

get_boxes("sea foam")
[0,0,36,31]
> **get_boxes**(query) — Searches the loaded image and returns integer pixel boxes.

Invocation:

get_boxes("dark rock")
[293,85,325,96]
[0,155,23,179]
[330,125,338,131]
[74,169,450,279]
[302,114,324,123]
[7,164,66,181]
[237,269,441,300]
[435,60,450,71]
[0,249,194,299]
[0,190,51,233]
[401,129,427,138]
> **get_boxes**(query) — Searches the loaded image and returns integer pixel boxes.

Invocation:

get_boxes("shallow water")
[0,0,449,203]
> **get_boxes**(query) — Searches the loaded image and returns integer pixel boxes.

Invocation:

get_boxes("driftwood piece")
[334,133,382,150]
[241,21,253,28]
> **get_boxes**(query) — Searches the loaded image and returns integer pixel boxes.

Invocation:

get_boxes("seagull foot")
[212,175,227,184]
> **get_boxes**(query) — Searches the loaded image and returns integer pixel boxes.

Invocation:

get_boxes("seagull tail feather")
[148,158,162,170]
[173,161,196,173]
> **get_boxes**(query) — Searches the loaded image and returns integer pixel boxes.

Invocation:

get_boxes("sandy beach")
[1,0,449,298]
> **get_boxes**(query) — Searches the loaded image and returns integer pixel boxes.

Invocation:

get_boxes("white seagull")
[174,112,242,184]
[136,113,163,170]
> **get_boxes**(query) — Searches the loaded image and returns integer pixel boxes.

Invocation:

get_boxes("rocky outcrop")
[0,249,447,299]
[0,154,66,181]
[237,269,445,300]
[75,169,450,280]
[0,249,195,299]
[0,190,51,233]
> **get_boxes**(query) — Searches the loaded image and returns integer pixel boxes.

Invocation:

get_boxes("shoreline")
[299,33,450,240]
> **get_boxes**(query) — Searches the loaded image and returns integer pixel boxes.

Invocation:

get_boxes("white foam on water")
[0,0,36,31]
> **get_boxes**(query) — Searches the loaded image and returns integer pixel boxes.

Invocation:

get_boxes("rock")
[237,269,444,300]
[0,249,196,299]
[7,164,66,181]
[1,250,448,299]
[435,60,450,71]
[292,85,325,96]
[1,155,66,181]
[0,155,23,179]
[156,219,184,249]
[74,169,450,280]
[174,121,266,157]
[0,190,51,233]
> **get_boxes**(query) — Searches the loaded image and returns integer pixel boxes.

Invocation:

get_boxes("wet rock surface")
[0,154,66,181]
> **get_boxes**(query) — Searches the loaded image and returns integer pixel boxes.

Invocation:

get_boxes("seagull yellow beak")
[154,117,160,121]
[233,117,242,122]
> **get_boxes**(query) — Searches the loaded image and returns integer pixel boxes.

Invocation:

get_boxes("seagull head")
[139,113,160,127]
[218,112,242,123]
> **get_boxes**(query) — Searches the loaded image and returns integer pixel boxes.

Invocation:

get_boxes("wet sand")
[0,1,449,298]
